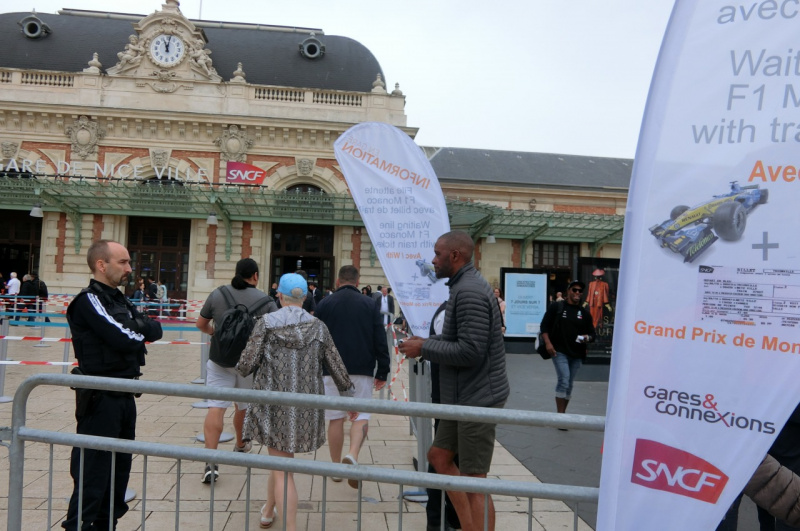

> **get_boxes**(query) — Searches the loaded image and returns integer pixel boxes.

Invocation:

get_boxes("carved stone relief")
[214,125,253,162]
[65,116,105,159]
[296,158,315,176]
[1,141,19,160]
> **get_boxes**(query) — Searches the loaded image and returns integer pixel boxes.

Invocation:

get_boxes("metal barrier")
[5,373,604,530]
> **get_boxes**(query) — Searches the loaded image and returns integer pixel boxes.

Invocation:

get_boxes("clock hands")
[165,35,172,53]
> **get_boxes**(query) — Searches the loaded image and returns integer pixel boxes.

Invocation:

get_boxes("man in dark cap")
[539,280,596,417]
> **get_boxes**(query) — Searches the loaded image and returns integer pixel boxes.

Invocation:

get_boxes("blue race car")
[649,181,768,262]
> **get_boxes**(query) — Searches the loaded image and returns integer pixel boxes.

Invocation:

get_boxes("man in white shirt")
[6,272,20,295]
[378,286,394,326]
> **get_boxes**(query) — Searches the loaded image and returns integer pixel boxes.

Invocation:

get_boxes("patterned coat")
[237,306,353,453]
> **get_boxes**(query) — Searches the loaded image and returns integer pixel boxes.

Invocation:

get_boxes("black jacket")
[67,279,163,378]
[422,263,510,407]
[316,284,390,380]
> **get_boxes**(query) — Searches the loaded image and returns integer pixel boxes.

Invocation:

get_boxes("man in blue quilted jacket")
[400,230,509,531]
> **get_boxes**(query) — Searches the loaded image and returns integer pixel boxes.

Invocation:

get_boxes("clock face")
[149,34,185,67]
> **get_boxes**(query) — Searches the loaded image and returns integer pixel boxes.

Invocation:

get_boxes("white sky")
[8,0,676,159]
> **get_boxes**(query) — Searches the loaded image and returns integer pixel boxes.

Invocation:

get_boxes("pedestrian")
[539,280,596,419]
[32,271,50,322]
[236,273,354,531]
[62,240,163,530]
[425,300,462,531]
[493,288,506,334]
[294,269,316,314]
[19,274,36,322]
[195,258,277,484]
[315,265,390,488]
[399,230,509,531]
[377,286,395,326]
[6,271,20,295]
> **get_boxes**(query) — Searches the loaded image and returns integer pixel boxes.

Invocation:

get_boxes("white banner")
[598,2,800,529]
[334,122,450,337]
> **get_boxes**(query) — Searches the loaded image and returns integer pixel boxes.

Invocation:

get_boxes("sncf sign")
[631,439,728,503]
[226,161,266,184]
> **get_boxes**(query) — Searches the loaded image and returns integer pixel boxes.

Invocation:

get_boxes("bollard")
[192,332,209,408]
[0,313,12,402]
[62,326,72,374]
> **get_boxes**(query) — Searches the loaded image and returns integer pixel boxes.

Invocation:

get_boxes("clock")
[149,34,185,67]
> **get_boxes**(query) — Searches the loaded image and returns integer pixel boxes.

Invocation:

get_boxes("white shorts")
[324,374,374,421]
[205,359,253,410]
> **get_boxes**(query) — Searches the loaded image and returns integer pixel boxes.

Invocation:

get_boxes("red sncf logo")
[630,439,728,503]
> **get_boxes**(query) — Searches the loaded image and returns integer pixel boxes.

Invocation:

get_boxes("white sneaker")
[234,439,252,453]
[342,454,358,489]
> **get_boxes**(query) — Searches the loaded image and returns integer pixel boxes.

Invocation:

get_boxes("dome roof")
[0,9,385,92]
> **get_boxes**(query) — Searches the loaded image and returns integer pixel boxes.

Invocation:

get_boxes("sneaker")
[202,464,219,484]
[342,454,358,489]
[234,439,252,453]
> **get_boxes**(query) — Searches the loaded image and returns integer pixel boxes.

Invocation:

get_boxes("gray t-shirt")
[200,285,277,366]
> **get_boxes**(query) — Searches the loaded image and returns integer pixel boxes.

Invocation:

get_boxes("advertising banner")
[503,272,547,338]
[334,122,450,338]
[598,2,800,529]
[226,161,266,185]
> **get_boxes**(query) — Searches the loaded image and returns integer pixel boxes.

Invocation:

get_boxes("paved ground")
[0,320,594,530]
[497,351,761,531]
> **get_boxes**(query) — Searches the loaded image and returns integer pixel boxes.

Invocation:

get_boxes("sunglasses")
[570,288,583,293]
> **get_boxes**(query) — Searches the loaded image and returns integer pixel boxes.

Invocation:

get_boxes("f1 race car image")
[649,181,768,263]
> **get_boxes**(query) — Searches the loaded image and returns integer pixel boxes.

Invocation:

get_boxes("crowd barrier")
[4,373,605,531]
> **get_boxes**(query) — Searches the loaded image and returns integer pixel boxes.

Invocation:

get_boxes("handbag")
[536,331,551,359]
[537,300,564,360]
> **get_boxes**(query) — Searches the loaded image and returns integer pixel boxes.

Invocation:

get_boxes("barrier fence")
[4,373,604,531]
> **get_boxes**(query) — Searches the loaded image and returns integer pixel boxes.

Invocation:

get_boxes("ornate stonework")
[65,116,105,159]
[214,125,253,162]
[151,148,171,168]
[1,141,19,159]
[297,158,315,176]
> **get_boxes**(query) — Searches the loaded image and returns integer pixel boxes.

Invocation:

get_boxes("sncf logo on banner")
[631,439,728,504]
[226,161,266,184]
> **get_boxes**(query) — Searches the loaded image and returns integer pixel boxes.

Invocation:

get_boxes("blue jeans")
[552,353,582,399]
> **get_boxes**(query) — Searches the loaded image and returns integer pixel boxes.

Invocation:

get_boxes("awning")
[0,175,625,256]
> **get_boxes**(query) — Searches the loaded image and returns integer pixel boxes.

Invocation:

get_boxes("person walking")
[377,286,395,326]
[31,271,50,322]
[6,271,20,295]
[195,258,277,483]
[399,230,509,531]
[315,265,390,488]
[539,280,596,418]
[62,240,163,530]
[19,274,36,322]
[236,273,354,531]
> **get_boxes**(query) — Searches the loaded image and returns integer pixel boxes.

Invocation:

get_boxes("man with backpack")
[195,258,277,483]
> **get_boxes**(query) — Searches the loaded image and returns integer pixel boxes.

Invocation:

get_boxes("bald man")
[399,230,509,531]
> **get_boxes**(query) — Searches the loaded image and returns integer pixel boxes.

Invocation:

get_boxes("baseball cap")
[278,273,308,297]
[568,280,586,291]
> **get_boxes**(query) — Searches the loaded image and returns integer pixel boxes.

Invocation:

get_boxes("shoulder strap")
[219,285,237,309]
[247,296,272,315]
[220,285,271,315]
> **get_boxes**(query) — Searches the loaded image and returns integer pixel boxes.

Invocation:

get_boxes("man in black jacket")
[62,240,163,531]
[400,230,509,531]
[316,265,390,488]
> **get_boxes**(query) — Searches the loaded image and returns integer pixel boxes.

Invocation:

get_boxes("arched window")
[285,184,324,195]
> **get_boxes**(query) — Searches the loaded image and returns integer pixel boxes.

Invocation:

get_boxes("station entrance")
[270,224,335,292]
[127,217,191,300]
[0,210,42,290]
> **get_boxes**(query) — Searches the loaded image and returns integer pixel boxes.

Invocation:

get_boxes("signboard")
[503,271,547,338]
[334,122,450,338]
[598,2,800,529]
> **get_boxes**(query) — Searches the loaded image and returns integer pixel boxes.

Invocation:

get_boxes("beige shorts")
[323,374,374,421]
[205,359,252,410]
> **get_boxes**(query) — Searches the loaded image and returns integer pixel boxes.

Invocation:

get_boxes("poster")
[334,122,450,338]
[503,272,547,338]
[598,2,800,529]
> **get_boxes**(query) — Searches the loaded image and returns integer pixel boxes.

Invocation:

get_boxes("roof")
[0,9,384,92]
[428,147,633,191]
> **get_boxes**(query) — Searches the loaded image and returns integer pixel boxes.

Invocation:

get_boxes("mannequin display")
[586,269,610,330]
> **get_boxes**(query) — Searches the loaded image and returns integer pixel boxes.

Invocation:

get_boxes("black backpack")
[214,286,272,367]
